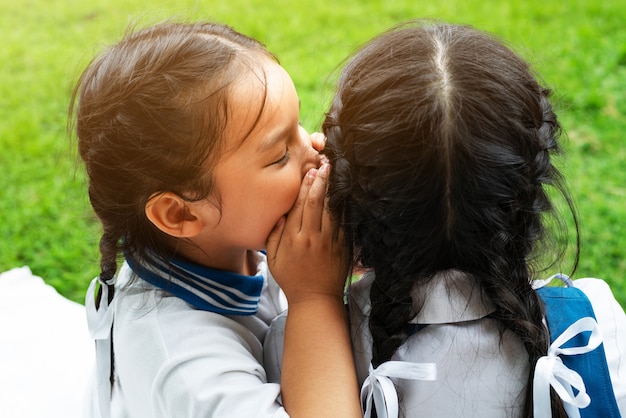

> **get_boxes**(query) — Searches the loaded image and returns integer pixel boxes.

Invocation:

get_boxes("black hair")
[323,21,578,417]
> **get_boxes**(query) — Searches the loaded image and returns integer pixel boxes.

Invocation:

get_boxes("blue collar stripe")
[143,266,258,314]
[152,278,257,315]
[163,259,261,303]
[149,256,262,305]
[126,253,264,316]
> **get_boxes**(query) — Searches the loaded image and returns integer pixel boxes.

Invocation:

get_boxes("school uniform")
[264,270,626,417]
[349,271,626,418]
[85,251,289,418]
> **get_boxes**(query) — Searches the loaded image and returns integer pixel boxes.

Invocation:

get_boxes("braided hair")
[323,22,578,417]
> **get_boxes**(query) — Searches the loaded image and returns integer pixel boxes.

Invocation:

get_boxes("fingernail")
[307,168,318,178]
[318,163,330,178]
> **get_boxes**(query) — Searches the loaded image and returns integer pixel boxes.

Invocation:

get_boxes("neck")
[175,240,257,276]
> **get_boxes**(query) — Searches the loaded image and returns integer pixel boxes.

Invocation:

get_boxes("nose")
[298,125,322,174]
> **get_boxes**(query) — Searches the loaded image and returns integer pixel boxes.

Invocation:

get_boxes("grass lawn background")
[1,0,625,306]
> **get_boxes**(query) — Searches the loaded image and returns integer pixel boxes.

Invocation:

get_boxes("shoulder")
[574,278,626,412]
[114,280,269,361]
[113,282,288,417]
[541,277,626,414]
[573,278,623,310]
[536,277,625,353]
[546,277,626,332]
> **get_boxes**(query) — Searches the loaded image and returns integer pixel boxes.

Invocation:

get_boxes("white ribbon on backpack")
[533,316,603,418]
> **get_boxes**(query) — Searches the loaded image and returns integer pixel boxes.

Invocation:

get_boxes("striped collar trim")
[126,252,264,316]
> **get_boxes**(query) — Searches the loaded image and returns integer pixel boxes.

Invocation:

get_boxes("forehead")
[222,58,298,153]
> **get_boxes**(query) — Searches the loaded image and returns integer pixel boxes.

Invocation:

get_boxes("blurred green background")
[1,0,624,305]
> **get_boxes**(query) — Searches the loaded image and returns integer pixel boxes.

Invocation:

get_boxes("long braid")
[362,226,417,368]
[97,231,118,307]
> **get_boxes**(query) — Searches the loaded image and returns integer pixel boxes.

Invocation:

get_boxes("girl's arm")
[266,163,361,418]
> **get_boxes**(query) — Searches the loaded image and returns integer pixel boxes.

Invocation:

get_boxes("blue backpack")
[537,282,621,417]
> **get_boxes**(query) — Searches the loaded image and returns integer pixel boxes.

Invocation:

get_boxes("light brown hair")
[70,21,275,289]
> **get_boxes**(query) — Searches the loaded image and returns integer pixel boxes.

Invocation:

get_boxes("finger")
[310,132,326,152]
[265,216,286,262]
[301,163,329,233]
[284,168,317,233]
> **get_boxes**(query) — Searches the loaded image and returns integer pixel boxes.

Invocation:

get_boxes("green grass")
[1,0,625,306]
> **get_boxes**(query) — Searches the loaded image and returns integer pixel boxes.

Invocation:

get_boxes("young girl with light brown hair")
[71,20,360,418]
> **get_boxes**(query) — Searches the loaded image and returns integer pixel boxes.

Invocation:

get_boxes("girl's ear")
[145,192,211,238]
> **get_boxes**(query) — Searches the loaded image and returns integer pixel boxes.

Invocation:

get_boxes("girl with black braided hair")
[317,21,626,417]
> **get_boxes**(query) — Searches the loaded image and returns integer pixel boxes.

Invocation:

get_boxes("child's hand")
[310,132,326,152]
[266,163,349,303]
[267,163,361,418]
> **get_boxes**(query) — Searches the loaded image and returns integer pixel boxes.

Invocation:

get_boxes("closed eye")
[271,150,290,166]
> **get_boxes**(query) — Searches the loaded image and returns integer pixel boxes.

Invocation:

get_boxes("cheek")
[286,174,303,203]
[280,170,304,208]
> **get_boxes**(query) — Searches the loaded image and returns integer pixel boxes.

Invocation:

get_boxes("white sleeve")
[575,278,626,415]
[151,315,289,417]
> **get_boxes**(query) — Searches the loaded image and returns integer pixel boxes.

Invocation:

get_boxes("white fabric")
[533,317,601,418]
[85,254,290,418]
[0,266,94,418]
[85,276,115,418]
[360,361,436,418]
[348,271,626,418]
[574,278,626,414]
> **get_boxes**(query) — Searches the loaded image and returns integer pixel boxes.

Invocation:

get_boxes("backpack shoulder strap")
[537,284,622,417]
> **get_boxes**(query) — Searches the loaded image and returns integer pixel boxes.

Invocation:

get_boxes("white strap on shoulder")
[360,361,436,418]
[85,277,116,418]
[533,316,603,418]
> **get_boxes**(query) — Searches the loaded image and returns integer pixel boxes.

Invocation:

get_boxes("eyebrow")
[257,122,292,153]
[257,100,301,153]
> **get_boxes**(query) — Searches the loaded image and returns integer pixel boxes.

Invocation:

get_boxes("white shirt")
[86,255,289,418]
[349,271,626,417]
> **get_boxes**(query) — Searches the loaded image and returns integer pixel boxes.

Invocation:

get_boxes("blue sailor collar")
[125,251,265,316]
